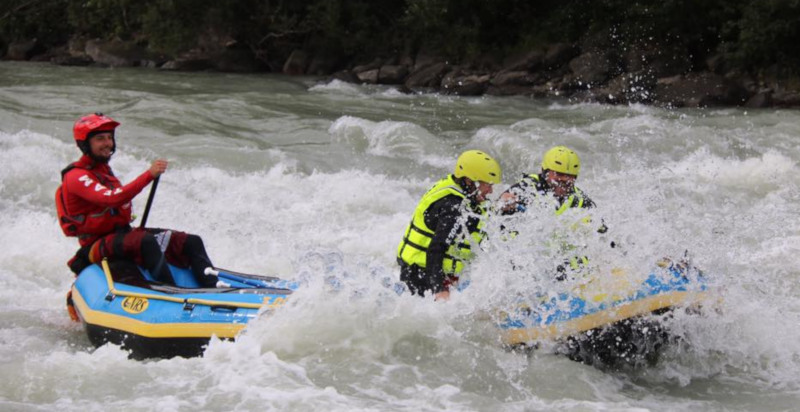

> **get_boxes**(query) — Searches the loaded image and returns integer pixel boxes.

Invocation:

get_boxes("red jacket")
[61,155,154,246]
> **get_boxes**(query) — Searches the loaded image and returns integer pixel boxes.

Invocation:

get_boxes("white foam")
[3,62,800,409]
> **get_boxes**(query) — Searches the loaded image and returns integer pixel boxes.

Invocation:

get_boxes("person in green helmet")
[499,146,607,278]
[397,150,502,300]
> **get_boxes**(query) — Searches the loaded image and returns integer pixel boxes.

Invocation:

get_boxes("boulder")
[352,58,383,74]
[84,39,149,67]
[490,71,541,87]
[30,45,65,62]
[441,69,490,96]
[51,54,94,66]
[378,65,409,84]
[282,49,310,75]
[486,84,534,96]
[653,72,749,107]
[502,49,545,72]
[405,62,451,89]
[744,91,773,108]
[161,57,212,71]
[472,52,503,72]
[413,48,440,72]
[531,83,558,98]
[568,51,612,86]
[771,90,800,107]
[5,39,42,60]
[356,69,379,84]
[596,71,656,104]
[651,47,693,78]
[307,52,342,76]
[705,54,727,74]
[329,70,360,83]
[214,49,263,73]
[68,37,88,57]
[542,43,579,70]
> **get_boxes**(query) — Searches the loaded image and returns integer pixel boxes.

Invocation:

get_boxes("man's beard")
[89,151,113,163]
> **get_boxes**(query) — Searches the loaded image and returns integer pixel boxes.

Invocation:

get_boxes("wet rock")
[352,58,383,75]
[161,57,212,71]
[596,71,656,104]
[307,53,342,76]
[84,39,149,67]
[531,83,558,98]
[502,49,545,72]
[542,43,579,70]
[653,72,749,107]
[356,69,379,84]
[569,51,613,86]
[441,68,490,96]
[412,48,440,72]
[486,84,534,96]
[490,71,541,87]
[772,90,800,107]
[51,54,94,66]
[744,91,773,108]
[329,70,360,83]
[5,39,43,60]
[405,62,450,89]
[283,49,310,75]
[215,49,263,72]
[706,54,727,74]
[487,71,542,96]
[378,65,409,85]
[473,52,503,72]
[68,37,88,57]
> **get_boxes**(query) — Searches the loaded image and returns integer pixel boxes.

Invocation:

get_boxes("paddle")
[139,176,160,228]
[204,267,299,291]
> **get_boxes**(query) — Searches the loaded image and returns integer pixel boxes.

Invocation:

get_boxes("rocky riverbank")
[4,36,800,109]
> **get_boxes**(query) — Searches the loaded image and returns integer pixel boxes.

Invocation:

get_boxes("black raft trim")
[84,323,221,359]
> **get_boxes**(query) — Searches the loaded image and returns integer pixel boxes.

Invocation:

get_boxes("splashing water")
[1,61,800,411]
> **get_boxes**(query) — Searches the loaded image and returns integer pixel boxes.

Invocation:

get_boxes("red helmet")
[73,113,119,142]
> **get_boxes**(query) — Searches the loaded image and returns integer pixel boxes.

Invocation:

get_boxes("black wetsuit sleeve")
[500,175,538,215]
[423,196,463,294]
[580,190,596,209]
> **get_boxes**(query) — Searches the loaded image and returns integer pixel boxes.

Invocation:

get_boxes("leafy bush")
[1,0,798,74]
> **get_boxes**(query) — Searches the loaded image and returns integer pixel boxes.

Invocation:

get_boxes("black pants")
[399,261,434,297]
[70,227,216,288]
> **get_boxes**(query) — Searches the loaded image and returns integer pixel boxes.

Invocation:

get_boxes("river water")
[1,61,799,411]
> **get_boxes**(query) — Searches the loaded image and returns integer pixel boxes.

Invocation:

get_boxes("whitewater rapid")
[1,61,799,411]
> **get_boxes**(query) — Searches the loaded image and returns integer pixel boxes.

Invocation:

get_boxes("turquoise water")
[1,61,799,411]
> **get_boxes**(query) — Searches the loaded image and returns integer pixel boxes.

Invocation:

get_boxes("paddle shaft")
[139,176,160,228]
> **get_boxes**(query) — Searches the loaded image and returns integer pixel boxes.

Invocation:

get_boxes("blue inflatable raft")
[495,260,710,368]
[68,259,297,359]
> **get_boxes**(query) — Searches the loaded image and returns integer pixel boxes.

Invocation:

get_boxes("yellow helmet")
[541,146,581,176]
[454,150,502,184]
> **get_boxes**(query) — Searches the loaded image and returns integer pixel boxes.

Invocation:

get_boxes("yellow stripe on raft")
[500,290,707,345]
[71,286,247,339]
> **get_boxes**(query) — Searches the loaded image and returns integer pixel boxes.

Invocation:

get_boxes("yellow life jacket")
[397,175,486,274]
[521,173,586,215]
[522,173,591,270]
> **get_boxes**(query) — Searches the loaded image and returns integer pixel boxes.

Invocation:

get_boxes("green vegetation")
[1,0,799,73]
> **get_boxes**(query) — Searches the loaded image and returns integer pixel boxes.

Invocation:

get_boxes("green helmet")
[454,150,502,184]
[541,146,580,176]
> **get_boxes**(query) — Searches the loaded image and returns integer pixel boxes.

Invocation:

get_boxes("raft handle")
[210,305,238,313]
[183,301,195,311]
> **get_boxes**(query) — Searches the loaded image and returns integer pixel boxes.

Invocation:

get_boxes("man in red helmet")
[56,113,218,287]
